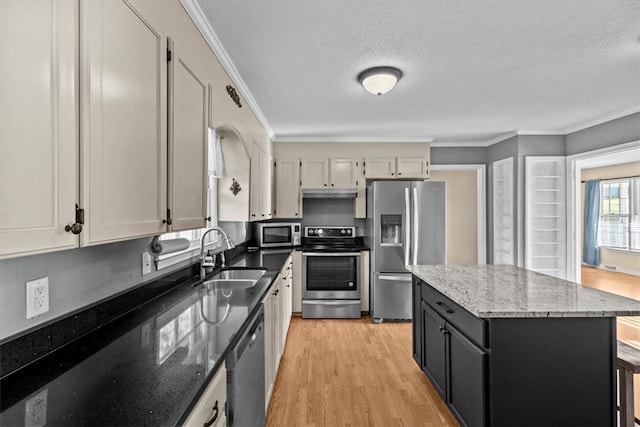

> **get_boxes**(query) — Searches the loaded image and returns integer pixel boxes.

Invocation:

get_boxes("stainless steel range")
[302,226,361,319]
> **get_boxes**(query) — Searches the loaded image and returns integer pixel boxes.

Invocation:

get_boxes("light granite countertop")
[406,264,640,318]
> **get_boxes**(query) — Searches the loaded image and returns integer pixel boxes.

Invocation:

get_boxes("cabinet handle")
[203,400,219,427]
[436,301,454,314]
[65,223,82,235]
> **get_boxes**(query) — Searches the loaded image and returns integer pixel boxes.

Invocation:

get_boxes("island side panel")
[488,317,616,427]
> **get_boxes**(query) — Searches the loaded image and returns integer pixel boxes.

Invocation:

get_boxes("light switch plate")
[26,277,49,319]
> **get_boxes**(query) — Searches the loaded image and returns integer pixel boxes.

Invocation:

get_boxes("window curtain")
[583,180,600,266]
[208,127,226,178]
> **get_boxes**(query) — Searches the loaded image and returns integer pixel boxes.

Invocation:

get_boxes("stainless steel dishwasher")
[227,306,265,427]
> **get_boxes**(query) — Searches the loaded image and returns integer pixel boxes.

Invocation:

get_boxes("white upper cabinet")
[364,157,430,179]
[300,158,329,188]
[250,142,273,221]
[167,38,208,232]
[329,158,359,188]
[397,157,430,178]
[81,0,168,245]
[0,0,79,259]
[217,131,251,222]
[274,159,301,218]
[363,158,395,178]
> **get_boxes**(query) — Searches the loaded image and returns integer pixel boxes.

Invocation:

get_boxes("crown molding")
[562,105,640,135]
[273,136,434,144]
[180,0,275,139]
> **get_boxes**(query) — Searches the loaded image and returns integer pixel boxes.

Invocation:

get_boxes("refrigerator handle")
[404,187,411,265]
[412,187,419,265]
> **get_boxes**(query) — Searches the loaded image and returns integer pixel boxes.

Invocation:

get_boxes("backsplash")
[301,199,365,234]
[0,222,248,342]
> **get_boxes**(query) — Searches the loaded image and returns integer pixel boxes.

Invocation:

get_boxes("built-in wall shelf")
[525,157,567,279]
[492,157,514,265]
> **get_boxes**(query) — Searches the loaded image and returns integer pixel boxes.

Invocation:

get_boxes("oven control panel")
[305,226,355,238]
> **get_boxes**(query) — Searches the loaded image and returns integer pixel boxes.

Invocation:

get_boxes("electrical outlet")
[26,277,49,319]
[142,252,152,275]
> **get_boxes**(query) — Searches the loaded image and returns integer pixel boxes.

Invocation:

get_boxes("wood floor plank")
[266,317,458,427]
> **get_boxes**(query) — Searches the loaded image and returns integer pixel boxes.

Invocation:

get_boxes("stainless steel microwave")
[257,223,301,248]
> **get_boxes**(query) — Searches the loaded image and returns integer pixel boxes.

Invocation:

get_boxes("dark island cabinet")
[412,277,423,366]
[420,290,486,426]
[413,277,617,427]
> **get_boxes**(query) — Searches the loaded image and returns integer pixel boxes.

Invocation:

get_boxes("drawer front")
[422,284,486,347]
[184,361,227,427]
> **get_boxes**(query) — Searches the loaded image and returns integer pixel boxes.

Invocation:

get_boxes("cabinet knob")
[331,183,334,187]
[391,173,394,176]
[324,184,327,187]
[251,214,256,217]
[204,401,219,427]
[162,218,172,225]
[205,216,211,222]
[65,223,83,235]
[398,172,401,176]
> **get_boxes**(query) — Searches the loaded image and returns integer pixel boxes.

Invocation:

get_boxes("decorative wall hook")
[229,178,241,196]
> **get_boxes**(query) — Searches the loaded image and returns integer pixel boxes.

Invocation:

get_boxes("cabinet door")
[82,0,167,245]
[397,158,428,178]
[329,158,358,188]
[262,149,273,219]
[448,324,487,427]
[422,302,447,399]
[364,158,395,178]
[274,158,301,218]
[183,361,227,427]
[167,38,207,232]
[273,281,283,372]
[291,250,303,313]
[300,158,328,188]
[250,142,262,221]
[412,279,422,367]
[0,0,79,258]
[360,251,370,312]
[262,294,275,409]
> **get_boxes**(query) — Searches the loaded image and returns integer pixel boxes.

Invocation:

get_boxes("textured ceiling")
[192,0,640,145]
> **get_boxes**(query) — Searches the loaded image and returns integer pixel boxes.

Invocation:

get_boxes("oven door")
[302,252,361,300]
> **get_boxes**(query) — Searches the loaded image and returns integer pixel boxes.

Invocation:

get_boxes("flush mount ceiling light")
[358,66,402,96]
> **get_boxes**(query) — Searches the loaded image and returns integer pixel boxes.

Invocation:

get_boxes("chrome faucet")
[200,227,235,279]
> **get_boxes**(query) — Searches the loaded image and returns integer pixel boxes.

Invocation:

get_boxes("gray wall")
[0,223,248,341]
[565,113,640,155]
[431,146,486,165]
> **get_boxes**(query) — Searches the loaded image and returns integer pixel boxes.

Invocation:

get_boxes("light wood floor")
[266,316,458,427]
[580,266,640,417]
[580,266,640,343]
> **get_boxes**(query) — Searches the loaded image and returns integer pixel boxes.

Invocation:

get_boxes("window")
[599,177,640,251]
[156,128,224,269]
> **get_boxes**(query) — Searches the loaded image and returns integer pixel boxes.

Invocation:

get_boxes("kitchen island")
[407,264,640,427]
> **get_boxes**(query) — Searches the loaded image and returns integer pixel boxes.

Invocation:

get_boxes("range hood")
[302,188,358,199]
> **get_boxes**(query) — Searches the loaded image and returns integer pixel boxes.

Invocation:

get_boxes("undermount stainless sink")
[202,278,258,289]
[199,268,267,290]
[210,268,267,281]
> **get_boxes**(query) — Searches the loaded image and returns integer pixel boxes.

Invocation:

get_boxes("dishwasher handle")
[233,309,264,363]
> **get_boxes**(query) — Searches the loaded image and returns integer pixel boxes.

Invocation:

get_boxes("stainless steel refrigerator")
[366,181,446,323]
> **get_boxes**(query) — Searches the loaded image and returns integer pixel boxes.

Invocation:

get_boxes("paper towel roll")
[148,236,190,256]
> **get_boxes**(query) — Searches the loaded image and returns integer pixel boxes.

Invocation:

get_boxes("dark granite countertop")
[0,248,292,426]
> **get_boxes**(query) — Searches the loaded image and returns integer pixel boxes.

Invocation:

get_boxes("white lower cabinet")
[291,250,302,313]
[264,254,293,411]
[183,361,227,427]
